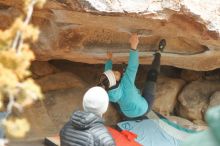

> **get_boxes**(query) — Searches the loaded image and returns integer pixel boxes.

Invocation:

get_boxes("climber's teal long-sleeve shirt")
[105,49,148,118]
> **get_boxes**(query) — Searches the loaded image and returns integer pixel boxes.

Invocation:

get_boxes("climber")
[60,86,115,146]
[99,34,197,146]
[99,33,164,118]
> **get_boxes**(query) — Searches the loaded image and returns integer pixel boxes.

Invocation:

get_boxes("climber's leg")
[142,39,166,112]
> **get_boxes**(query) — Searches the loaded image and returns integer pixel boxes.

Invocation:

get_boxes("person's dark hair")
[97,74,110,90]
[98,63,127,91]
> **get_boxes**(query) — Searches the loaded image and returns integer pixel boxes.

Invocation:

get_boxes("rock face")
[0,0,220,71]
[31,61,58,77]
[165,116,207,131]
[10,58,220,140]
[181,70,204,82]
[177,80,220,121]
[23,71,122,139]
[35,72,87,92]
[208,91,220,109]
[152,76,186,115]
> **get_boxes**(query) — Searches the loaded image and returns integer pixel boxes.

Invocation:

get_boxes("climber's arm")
[124,34,139,82]
[104,52,113,71]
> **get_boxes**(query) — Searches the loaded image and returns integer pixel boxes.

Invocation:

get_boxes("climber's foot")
[157,39,166,53]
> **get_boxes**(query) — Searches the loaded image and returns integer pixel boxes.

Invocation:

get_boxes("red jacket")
[107,127,142,146]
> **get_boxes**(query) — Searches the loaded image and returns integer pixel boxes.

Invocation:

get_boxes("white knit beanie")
[83,86,109,117]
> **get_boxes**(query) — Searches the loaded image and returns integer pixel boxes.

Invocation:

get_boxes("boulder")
[181,70,204,82]
[103,103,123,126]
[20,86,88,139]
[44,87,122,128]
[43,87,88,130]
[0,0,220,70]
[31,61,58,77]
[208,91,220,108]
[152,76,186,115]
[165,116,208,131]
[22,101,58,139]
[22,87,122,140]
[177,80,220,121]
[204,69,220,81]
[35,72,87,92]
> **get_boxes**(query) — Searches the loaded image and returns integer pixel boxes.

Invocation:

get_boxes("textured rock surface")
[152,76,186,115]
[35,72,87,92]
[204,69,220,81]
[22,101,58,139]
[0,0,220,70]
[181,70,204,82]
[31,61,58,77]
[22,81,122,139]
[208,91,220,109]
[10,60,220,142]
[165,116,207,130]
[45,88,122,127]
[177,80,220,121]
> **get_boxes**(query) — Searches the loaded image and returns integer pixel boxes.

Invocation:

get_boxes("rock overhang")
[0,0,220,71]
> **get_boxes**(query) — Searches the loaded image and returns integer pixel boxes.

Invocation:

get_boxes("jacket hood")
[71,111,104,130]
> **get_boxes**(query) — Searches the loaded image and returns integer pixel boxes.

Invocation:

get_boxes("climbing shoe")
[158,39,166,52]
